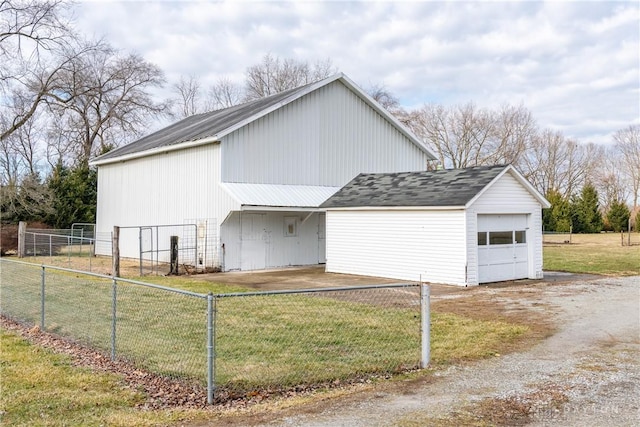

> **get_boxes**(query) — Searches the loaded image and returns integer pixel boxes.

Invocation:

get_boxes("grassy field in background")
[543,232,640,276]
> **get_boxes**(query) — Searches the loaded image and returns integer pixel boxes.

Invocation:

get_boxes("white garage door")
[477,214,529,283]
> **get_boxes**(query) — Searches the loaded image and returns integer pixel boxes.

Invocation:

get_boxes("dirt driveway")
[198,266,598,295]
[213,274,639,426]
[199,265,401,290]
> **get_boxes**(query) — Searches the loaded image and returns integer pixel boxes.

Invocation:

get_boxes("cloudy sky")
[74,0,639,145]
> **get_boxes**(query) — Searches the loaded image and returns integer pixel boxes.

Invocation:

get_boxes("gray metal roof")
[222,183,341,209]
[92,73,435,164]
[320,165,510,208]
[94,83,316,162]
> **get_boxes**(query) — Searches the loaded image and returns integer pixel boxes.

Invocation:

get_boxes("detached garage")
[321,165,550,286]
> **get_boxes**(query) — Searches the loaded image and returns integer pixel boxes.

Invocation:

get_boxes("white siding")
[326,210,467,285]
[95,143,239,262]
[221,80,429,186]
[221,211,323,271]
[465,172,544,284]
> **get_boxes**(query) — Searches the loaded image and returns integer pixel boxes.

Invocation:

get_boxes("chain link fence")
[213,285,423,395]
[20,228,112,272]
[0,259,208,386]
[0,258,428,404]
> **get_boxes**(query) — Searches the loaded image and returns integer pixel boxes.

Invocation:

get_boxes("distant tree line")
[1,0,638,232]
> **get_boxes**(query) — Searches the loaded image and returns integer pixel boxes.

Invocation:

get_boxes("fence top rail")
[24,231,95,241]
[1,258,419,300]
[212,282,419,299]
[0,258,208,300]
[117,223,197,229]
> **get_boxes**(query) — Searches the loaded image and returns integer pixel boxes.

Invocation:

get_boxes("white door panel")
[478,214,529,283]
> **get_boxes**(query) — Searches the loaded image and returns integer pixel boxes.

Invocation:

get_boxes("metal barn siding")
[220,211,323,271]
[221,80,429,186]
[325,210,467,284]
[95,143,239,262]
[465,172,544,285]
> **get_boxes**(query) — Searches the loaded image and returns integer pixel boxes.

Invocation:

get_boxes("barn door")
[240,213,266,270]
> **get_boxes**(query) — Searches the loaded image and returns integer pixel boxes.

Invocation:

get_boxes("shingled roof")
[92,73,435,165]
[321,165,513,208]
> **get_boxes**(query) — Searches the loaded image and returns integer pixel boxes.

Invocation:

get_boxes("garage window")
[489,231,513,245]
[515,230,526,244]
[477,232,487,245]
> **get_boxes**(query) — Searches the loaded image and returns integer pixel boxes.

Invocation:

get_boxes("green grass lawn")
[1,260,528,393]
[0,310,527,426]
[543,233,640,275]
[0,330,182,427]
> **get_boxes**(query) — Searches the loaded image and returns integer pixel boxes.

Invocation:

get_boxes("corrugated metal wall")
[221,80,429,186]
[95,144,239,262]
[466,172,544,284]
[220,211,323,271]
[325,209,467,284]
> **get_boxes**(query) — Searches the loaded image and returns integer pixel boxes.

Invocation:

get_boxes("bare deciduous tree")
[172,74,201,118]
[244,53,336,100]
[48,46,169,166]
[1,0,103,145]
[0,0,71,69]
[491,104,537,167]
[519,130,597,198]
[582,144,626,211]
[0,107,45,184]
[366,83,400,110]
[207,76,244,110]
[613,124,640,209]
[406,102,503,169]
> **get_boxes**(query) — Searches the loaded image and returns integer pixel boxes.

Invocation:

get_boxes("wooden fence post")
[112,226,120,277]
[169,235,179,275]
[17,221,26,258]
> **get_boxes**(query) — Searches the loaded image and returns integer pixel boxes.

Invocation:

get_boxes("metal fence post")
[420,283,430,369]
[111,278,117,361]
[40,265,46,329]
[207,293,215,404]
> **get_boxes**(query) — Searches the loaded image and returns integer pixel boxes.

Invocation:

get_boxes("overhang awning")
[221,183,341,211]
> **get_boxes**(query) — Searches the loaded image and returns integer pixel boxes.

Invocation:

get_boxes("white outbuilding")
[321,165,551,286]
[90,73,436,271]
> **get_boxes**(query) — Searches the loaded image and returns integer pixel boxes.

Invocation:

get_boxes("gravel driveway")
[263,276,640,426]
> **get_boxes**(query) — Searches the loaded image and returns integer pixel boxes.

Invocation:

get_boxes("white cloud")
[73,0,640,145]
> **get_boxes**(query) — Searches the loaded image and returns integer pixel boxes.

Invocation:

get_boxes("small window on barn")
[477,232,487,245]
[515,230,526,244]
[284,217,297,237]
[489,231,513,245]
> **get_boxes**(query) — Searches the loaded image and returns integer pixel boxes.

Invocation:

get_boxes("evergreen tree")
[606,200,630,232]
[571,183,603,233]
[47,164,97,228]
[543,189,572,232]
